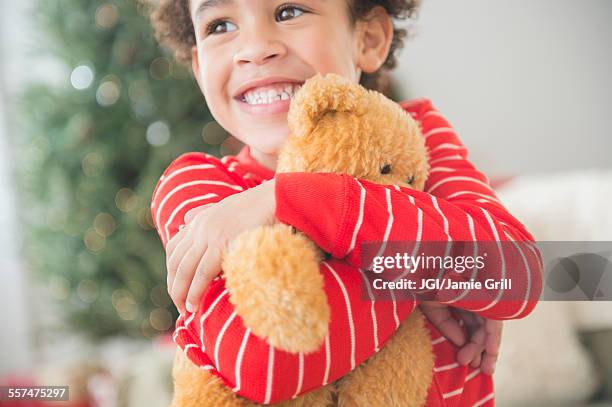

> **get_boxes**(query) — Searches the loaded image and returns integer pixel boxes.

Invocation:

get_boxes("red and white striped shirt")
[150,98,543,406]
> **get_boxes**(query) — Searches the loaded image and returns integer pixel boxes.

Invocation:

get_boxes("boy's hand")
[165,178,276,315]
[420,301,502,375]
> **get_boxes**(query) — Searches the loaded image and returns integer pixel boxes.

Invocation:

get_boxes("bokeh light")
[81,152,104,176]
[202,121,227,146]
[146,120,170,146]
[76,279,99,303]
[70,64,95,90]
[136,207,154,230]
[149,307,172,331]
[84,228,105,253]
[220,135,243,156]
[96,76,121,106]
[48,276,70,300]
[112,289,138,321]
[93,212,116,237]
[95,4,120,29]
[149,57,170,80]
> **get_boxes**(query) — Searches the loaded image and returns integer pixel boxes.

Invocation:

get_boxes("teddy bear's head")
[277,73,429,191]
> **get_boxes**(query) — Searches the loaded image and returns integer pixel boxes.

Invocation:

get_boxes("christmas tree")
[15,0,236,340]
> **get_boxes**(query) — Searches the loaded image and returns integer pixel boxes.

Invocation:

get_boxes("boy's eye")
[276,5,305,22]
[204,4,306,37]
[206,20,238,35]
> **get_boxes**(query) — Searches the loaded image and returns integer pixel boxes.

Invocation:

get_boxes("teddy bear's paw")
[222,223,330,353]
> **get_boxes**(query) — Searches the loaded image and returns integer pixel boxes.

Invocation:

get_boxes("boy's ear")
[191,46,204,90]
[356,6,394,74]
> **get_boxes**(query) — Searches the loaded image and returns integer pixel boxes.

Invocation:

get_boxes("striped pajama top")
[150,97,543,406]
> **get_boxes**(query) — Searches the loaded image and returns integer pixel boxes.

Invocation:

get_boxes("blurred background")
[0,0,610,406]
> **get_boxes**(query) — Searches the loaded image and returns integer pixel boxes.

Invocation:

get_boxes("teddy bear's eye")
[407,175,415,184]
[380,164,391,174]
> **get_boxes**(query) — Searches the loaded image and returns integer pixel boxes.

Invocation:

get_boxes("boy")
[149,0,543,405]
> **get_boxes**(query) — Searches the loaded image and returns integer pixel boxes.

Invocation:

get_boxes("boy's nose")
[233,26,287,66]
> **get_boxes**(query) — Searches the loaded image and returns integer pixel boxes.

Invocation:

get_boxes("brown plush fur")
[171,350,335,406]
[171,73,434,406]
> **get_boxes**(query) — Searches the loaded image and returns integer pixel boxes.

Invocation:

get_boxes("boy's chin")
[244,127,289,151]
[250,137,287,155]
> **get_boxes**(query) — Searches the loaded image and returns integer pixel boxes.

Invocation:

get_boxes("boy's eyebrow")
[193,0,235,20]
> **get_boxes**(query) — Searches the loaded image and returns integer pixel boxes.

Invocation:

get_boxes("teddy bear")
[170,73,434,406]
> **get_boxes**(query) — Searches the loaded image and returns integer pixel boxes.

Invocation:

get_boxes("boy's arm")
[273,99,543,321]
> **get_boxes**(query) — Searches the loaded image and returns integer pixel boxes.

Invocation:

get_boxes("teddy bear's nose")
[380,164,391,174]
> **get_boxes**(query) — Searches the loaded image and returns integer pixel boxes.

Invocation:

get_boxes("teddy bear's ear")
[287,73,369,137]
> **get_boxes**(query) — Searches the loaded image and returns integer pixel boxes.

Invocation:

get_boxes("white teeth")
[242,83,302,105]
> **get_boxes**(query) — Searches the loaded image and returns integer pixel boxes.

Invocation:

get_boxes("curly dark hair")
[149,0,421,95]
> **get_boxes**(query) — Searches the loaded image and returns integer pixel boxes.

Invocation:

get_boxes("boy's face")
[190,0,390,160]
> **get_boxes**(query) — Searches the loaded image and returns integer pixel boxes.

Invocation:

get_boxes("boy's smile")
[188,0,393,169]
[232,77,304,115]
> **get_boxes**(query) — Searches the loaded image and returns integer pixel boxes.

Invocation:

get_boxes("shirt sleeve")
[150,152,246,247]
[274,99,543,320]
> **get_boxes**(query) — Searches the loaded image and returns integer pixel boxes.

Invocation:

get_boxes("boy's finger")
[185,245,222,313]
[166,229,188,290]
[485,320,503,356]
[481,320,502,375]
[420,304,466,347]
[456,326,486,365]
[171,246,204,314]
[166,226,188,257]
[470,351,482,368]
[457,344,478,366]
[481,351,498,375]
[167,236,192,289]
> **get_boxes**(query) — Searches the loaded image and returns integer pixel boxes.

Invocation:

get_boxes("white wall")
[0,0,65,373]
[394,0,612,177]
[0,0,89,375]
[0,0,32,373]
